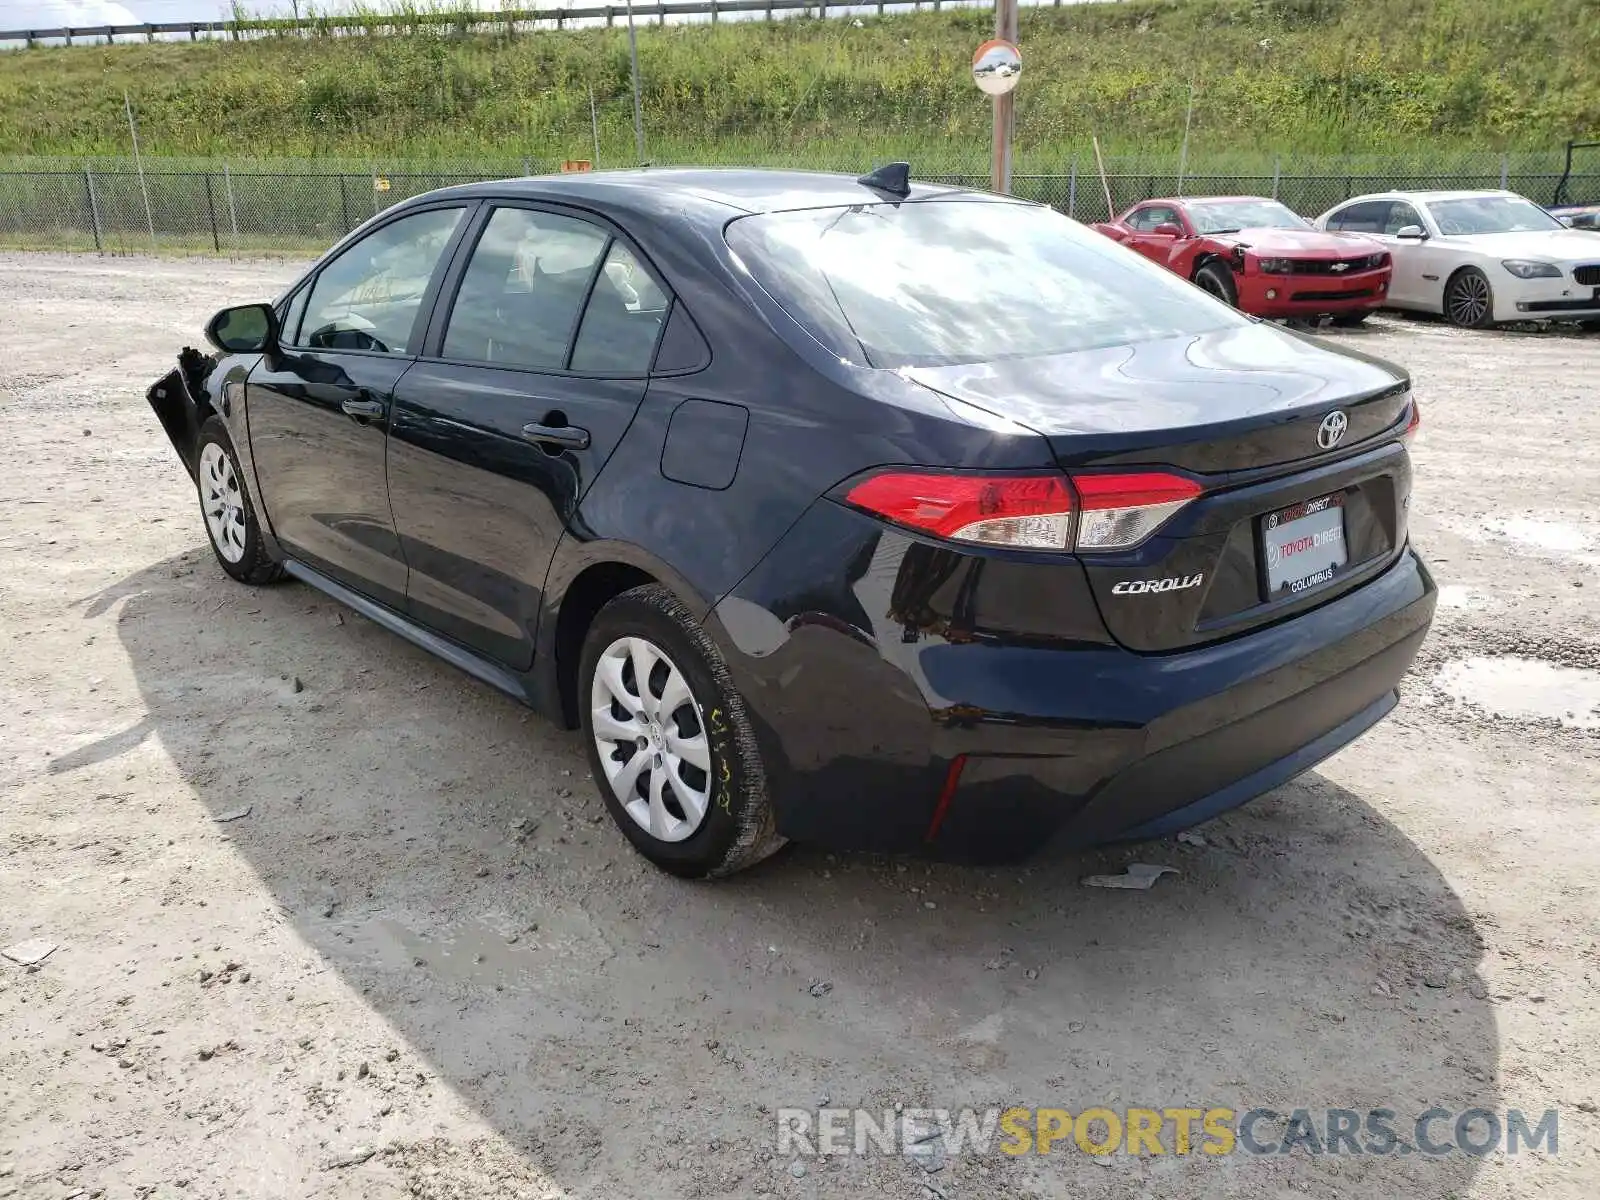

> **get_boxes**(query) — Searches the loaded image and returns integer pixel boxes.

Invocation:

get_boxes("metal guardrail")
[1,0,999,44]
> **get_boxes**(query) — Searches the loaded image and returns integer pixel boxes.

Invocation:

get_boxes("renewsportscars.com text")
[776,1106,1559,1159]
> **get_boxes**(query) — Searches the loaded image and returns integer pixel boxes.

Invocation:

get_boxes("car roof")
[1335,189,1523,204]
[417,167,998,221]
[1141,195,1275,206]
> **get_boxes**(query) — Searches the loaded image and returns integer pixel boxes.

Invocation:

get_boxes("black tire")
[1331,311,1371,327]
[1194,261,1239,307]
[578,583,783,878]
[1578,318,1600,334]
[195,416,285,585]
[1443,267,1495,329]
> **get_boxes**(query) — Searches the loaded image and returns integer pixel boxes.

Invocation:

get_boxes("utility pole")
[991,0,1018,194]
[124,90,156,250]
[1175,79,1195,196]
[625,0,646,165]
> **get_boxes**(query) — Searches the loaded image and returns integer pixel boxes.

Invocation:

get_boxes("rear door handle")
[521,422,590,451]
[341,396,386,421]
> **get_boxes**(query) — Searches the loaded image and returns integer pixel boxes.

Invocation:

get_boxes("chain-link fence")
[1,150,1595,255]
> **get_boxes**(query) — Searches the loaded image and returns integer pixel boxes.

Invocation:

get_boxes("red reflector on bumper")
[924,754,968,842]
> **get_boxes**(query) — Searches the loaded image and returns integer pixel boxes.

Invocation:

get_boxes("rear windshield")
[725,200,1246,369]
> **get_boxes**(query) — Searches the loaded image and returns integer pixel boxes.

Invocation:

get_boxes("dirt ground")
[2,252,1598,1200]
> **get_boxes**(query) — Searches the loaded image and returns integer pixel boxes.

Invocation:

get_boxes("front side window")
[443,207,609,370]
[299,207,464,354]
[726,200,1246,370]
[1425,195,1564,235]
[1384,203,1425,235]
[278,285,309,345]
[1187,199,1310,234]
[1128,205,1179,231]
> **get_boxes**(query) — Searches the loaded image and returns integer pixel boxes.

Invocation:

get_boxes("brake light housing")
[843,472,1075,550]
[1073,472,1204,551]
[843,469,1202,552]
[1401,397,1421,445]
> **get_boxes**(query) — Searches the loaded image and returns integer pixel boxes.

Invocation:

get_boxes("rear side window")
[726,200,1245,369]
[1326,201,1392,233]
[570,242,670,374]
[443,207,609,370]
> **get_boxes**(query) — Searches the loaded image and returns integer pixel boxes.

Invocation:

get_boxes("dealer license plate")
[1262,493,1348,596]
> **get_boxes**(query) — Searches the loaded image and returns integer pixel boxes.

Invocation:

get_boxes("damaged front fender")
[144,346,218,482]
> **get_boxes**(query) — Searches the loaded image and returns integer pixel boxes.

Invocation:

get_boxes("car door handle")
[341,396,386,421]
[521,422,590,450]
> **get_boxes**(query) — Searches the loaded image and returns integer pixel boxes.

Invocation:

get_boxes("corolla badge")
[1317,410,1349,449]
[1111,574,1204,596]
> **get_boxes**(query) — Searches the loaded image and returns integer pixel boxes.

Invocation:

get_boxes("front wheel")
[579,584,784,878]
[1444,268,1495,329]
[1193,262,1239,307]
[195,417,284,585]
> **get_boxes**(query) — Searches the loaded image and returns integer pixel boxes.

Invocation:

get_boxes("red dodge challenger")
[1093,196,1393,325]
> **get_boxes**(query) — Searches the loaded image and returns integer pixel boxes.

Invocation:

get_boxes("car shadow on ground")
[86,548,1499,1197]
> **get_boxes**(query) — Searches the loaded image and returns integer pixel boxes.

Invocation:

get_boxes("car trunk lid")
[907,325,1416,652]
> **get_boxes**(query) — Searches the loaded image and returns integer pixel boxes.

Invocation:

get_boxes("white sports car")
[1314,190,1600,329]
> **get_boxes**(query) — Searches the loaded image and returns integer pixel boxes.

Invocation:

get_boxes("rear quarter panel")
[558,209,1058,624]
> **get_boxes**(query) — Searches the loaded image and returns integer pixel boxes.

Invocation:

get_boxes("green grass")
[0,0,1596,171]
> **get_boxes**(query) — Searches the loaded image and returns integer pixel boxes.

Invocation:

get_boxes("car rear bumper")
[1237,268,1389,318]
[712,502,1436,863]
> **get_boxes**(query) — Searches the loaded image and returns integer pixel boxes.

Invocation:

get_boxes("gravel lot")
[2,253,1598,1200]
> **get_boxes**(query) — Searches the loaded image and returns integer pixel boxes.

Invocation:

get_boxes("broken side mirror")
[205,303,277,354]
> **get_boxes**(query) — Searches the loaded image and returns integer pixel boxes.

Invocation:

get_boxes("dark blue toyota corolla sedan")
[146,166,1435,877]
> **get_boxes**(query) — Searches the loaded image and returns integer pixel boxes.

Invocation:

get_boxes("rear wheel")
[579,584,783,878]
[1194,262,1239,307]
[196,417,284,585]
[1443,268,1495,329]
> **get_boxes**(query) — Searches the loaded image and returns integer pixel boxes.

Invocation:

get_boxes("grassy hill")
[0,0,1596,168]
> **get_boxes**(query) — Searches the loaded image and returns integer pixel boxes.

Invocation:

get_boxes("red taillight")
[844,469,1201,552]
[844,472,1075,550]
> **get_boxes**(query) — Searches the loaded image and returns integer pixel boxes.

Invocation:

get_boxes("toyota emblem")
[1317,410,1349,449]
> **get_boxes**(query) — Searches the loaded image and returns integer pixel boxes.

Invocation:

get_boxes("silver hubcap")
[590,636,712,843]
[199,441,248,563]
[1449,274,1490,326]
